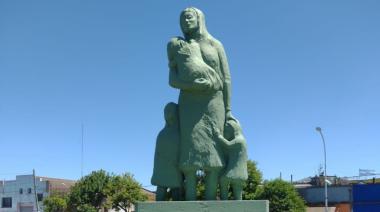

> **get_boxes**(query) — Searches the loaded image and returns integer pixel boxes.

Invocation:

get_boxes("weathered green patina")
[151,7,249,201]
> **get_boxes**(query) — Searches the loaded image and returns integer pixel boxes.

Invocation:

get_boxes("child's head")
[224,119,241,140]
[164,102,179,126]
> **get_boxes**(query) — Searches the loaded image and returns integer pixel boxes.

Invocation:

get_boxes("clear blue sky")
[1,1,379,188]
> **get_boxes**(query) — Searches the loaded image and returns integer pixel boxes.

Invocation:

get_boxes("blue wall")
[353,184,380,212]
[353,204,380,212]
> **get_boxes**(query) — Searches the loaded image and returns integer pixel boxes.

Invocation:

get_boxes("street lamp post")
[316,127,328,212]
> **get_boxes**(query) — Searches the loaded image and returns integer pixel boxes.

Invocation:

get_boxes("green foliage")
[255,179,306,212]
[76,204,97,212]
[104,173,148,212]
[243,160,263,200]
[65,170,147,211]
[196,172,205,200]
[68,170,111,211]
[43,194,68,212]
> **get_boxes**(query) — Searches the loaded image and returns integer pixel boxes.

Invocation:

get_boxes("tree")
[255,179,306,212]
[196,171,205,200]
[243,160,263,200]
[67,170,111,211]
[43,194,68,212]
[104,173,148,212]
[76,204,97,212]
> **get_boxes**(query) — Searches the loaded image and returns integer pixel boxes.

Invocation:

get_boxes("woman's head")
[180,7,209,40]
[180,8,198,34]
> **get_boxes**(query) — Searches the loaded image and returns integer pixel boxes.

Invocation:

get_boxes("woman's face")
[180,10,198,34]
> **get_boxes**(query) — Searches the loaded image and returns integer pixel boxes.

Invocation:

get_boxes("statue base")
[135,200,269,212]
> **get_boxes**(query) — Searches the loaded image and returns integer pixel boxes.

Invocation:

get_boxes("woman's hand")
[225,111,237,122]
[193,78,212,91]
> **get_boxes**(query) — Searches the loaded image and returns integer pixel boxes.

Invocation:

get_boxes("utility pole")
[316,127,328,212]
[81,123,84,178]
[33,169,40,212]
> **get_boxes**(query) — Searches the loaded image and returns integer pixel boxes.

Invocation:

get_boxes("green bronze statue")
[152,7,248,201]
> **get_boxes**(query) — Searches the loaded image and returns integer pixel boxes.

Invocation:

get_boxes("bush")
[43,194,67,212]
[105,173,148,212]
[255,179,306,212]
[243,160,262,200]
[66,170,147,212]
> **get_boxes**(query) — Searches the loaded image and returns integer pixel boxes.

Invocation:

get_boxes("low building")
[297,185,352,205]
[142,188,155,201]
[0,175,75,212]
[295,176,380,212]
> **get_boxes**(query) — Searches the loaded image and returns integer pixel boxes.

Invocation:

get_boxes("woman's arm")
[169,67,211,91]
[215,40,235,121]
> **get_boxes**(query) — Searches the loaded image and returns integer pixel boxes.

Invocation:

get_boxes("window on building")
[27,188,32,194]
[37,193,43,202]
[19,188,23,194]
[1,197,12,208]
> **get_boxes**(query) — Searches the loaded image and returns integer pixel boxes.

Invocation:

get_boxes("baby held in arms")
[168,37,223,91]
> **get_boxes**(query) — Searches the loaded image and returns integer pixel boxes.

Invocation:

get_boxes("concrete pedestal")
[136,200,269,212]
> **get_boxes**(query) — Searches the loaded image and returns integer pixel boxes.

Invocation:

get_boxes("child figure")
[168,37,223,91]
[151,102,183,201]
[215,120,248,200]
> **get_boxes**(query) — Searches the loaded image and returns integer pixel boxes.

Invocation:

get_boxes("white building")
[0,175,74,212]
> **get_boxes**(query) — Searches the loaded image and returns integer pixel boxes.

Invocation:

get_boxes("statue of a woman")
[167,7,235,200]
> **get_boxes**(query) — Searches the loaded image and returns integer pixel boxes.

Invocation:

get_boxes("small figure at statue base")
[214,120,248,200]
[151,103,183,201]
